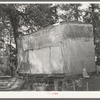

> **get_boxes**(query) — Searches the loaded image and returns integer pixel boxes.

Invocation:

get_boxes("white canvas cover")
[17,23,95,75]
[21,26,61,51]
[28,48,50,74]
[22,46,64,74]
[50,46,63,73]
[63,38,95,74]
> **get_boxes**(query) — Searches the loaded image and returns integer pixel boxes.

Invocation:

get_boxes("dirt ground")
[1,73,100,91]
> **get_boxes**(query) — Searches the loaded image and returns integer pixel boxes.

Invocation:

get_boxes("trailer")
[17,22,96,91]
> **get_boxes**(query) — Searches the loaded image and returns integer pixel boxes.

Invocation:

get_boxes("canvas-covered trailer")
[17,22,95,76]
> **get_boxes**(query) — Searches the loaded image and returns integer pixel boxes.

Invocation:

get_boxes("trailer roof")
[18,22,93,51]
[21,22,92,37]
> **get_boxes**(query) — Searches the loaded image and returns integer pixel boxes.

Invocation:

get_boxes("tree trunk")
[91,4,95,44]
[8,15,19,76]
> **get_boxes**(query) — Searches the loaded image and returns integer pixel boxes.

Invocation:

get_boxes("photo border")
[0,0,100,99]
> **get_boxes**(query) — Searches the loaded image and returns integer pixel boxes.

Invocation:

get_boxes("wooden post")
[72,81,76,91]
[86,82,89,91]
[54,80,59,91]
[62,81,65,91]
[62,81,69,91]
[84,78,89,91]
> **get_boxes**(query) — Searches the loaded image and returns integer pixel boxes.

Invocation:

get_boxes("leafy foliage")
[0,4,58,76]
[56,4,82,22]
[0,3,100,76]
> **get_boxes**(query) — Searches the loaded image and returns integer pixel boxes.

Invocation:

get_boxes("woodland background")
[0,4,99,76]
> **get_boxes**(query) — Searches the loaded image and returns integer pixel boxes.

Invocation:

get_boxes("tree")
[0,4,58,76]
[83,4,100,38]
[56,4,82,22]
